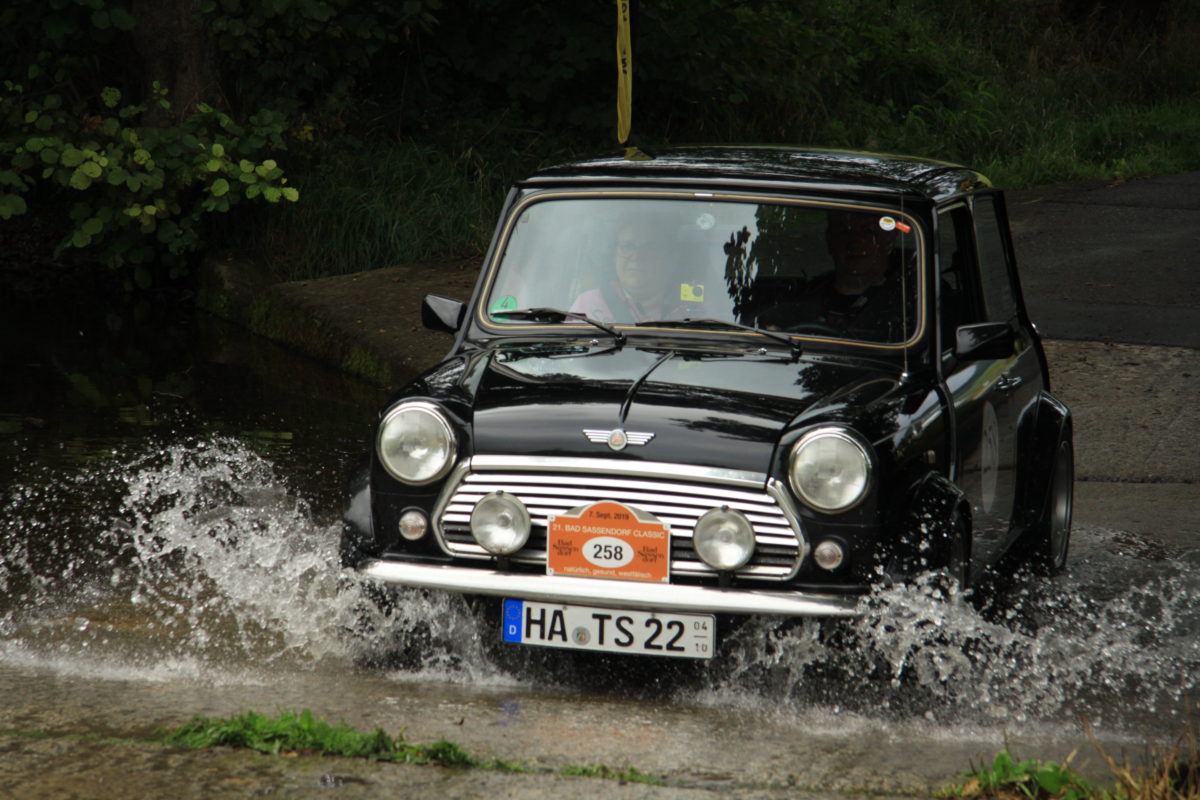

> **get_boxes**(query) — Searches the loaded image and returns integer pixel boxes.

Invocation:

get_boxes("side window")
[937,206,980,351]
[973,195,1019,322]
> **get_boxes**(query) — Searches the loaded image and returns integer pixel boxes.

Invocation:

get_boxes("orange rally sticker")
[547,501,671,583]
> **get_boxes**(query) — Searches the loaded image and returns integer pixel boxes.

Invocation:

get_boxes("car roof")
[519,145,992,205]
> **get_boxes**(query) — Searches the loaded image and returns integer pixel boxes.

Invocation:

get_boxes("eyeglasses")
[617,238,649,257]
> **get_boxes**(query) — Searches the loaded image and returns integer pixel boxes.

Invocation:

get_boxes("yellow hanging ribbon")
[615,0,632,144]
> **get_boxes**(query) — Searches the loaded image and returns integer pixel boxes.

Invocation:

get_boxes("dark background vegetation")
[2,0,1199,290]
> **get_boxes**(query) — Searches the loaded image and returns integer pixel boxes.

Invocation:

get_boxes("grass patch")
[969,100,1200,190]
[161,709,652,782]
[941,719,1200,800]
[241,129,573,282]
[559,763,664,786]
[1,729,51,740]
[940,750,1099,800]
[241,140,498,282]
[163,709,488,768]
[233,94,1200,283]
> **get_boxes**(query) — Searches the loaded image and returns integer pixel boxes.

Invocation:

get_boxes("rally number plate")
[546,501,670,583]
[501,599,714,660]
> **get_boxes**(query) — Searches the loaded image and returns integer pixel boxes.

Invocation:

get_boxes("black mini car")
[341,147,1073,660]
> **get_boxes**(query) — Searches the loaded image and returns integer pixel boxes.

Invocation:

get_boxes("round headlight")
[470,491,531,555]
[376,402,456,485]
[693,507,756,571]
[789,427,871,513]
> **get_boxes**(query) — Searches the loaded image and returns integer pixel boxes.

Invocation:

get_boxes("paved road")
[1008,172,1200,348]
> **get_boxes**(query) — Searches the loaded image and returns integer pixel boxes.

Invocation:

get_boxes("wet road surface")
[2,409,1196,796]
[4,172,1200,796]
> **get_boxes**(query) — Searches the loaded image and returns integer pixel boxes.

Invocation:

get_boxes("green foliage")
[940,750,1104,800]
[0,2,140,120]
[246,135,533,280]
[559,763,662,785]
[376,0,1200,148]
[160,708,658,782]
[5,0,1200,285]
[0,80,296,280]
[164,709,478,767]
[200,0,442,120]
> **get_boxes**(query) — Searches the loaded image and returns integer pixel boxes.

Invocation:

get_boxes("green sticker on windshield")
[491,295,518,314]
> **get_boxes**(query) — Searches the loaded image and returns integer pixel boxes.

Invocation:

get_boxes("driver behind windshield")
[813,209,912,340]
[570,223,691,323]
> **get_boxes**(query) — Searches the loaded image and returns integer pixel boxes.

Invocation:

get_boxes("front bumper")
[358,559,865,618]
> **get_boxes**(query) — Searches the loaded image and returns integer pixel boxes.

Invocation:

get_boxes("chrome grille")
[435,458,806,581]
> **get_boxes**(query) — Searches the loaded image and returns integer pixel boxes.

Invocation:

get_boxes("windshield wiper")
[635,318,801,361]
[490,307,626,345]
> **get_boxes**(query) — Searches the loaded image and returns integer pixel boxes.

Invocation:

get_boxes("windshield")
[482,195,921,345]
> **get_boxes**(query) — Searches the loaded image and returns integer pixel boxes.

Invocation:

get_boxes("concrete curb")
[198,257,476,389]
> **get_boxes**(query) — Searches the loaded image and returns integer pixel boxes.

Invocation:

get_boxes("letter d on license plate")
[502,599,714,659]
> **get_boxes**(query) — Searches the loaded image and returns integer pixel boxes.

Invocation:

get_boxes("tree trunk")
[130,0,223,122]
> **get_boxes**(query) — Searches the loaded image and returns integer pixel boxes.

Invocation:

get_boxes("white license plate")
[501,599,714,659]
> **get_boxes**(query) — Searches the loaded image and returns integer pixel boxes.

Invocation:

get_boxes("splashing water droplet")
[2,438,1198,733]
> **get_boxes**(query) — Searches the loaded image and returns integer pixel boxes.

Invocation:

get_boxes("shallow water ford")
[1,296,1197,795]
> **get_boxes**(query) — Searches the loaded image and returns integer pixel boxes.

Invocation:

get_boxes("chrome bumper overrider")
[358,559,864,618]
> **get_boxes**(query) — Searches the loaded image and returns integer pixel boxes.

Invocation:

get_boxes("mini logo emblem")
[582,428,655,451]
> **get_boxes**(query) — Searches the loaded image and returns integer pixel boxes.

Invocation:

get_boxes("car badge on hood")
[583,428,655,451]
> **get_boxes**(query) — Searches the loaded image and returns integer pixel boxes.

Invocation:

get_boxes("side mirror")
[955,321,1014,361]
[422,294,466,334]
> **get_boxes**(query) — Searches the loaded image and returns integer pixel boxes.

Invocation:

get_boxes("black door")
[937,201,1028,571]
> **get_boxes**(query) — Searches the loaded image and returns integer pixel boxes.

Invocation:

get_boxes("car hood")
[468,343,900,476]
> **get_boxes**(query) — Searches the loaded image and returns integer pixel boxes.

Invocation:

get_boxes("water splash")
[2,438,1197,732]
[0,437,495,683]
[694,535,1200,731]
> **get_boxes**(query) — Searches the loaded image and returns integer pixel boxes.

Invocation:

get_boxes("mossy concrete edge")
[197,259,394,387]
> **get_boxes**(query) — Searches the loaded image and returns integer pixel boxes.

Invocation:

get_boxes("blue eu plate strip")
[502,598,524,643]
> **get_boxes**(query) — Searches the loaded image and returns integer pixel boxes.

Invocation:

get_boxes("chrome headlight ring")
[788,427,872,513]
[375,401,458,486]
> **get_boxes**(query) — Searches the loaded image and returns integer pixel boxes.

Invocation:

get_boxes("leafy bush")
[200,0,441,121]
[0,79,297,285]
[5,0,1200,284]
[940,750,1100,800]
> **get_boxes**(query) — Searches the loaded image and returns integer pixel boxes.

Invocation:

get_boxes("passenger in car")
[570,225,691,323]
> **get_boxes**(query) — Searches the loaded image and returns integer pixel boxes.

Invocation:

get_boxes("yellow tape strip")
[616,0,632,144]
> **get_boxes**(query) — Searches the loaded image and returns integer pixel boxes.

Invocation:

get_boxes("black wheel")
[1025,438,1073,575]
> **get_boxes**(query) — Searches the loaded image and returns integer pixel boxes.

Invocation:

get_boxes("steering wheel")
[782,321,839,336]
